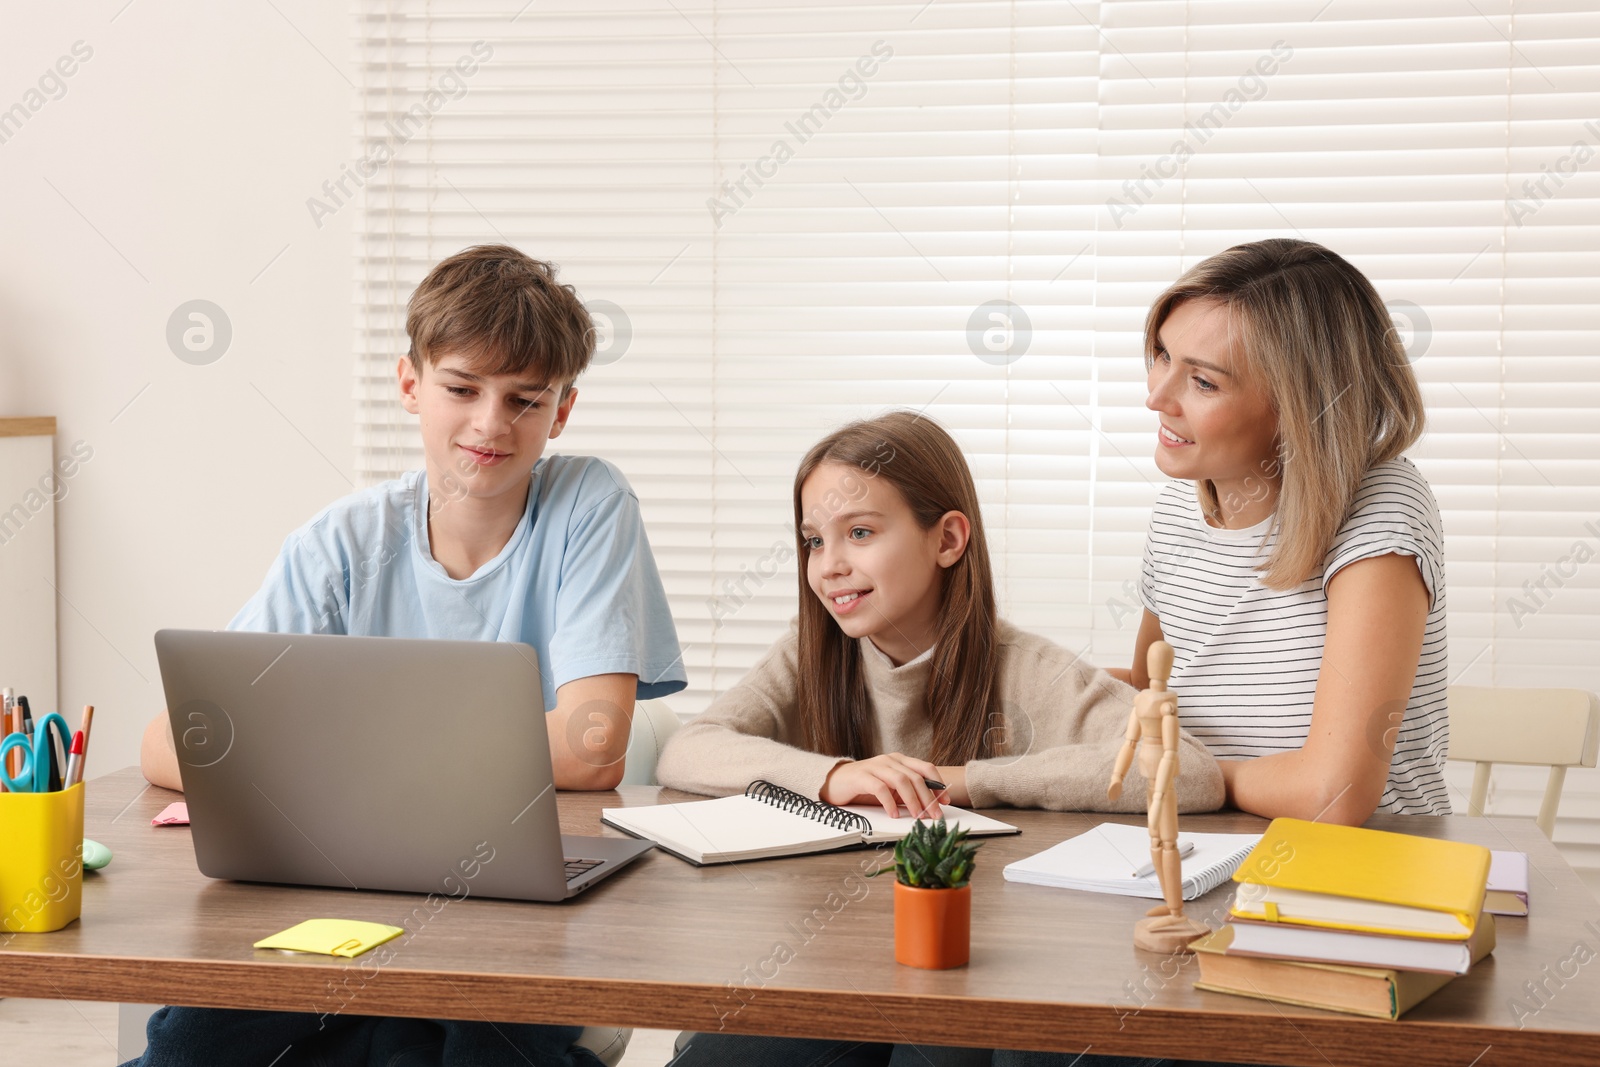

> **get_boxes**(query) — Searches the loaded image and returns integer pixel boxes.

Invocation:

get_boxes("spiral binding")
[744,779,873,835]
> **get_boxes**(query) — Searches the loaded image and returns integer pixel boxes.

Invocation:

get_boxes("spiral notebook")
[1002,821,1260,901]
[601,781,1020,866]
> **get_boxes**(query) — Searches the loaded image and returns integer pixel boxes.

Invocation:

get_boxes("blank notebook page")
[1003,821,1260,900]
[841,805,1020,840]
[602,794,858,862]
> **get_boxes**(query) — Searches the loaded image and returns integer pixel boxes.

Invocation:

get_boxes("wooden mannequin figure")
[1107,640,1211,953]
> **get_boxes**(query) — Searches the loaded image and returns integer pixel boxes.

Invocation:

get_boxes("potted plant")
[871,817,982,969]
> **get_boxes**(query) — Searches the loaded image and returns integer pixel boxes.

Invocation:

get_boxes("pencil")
[4,699,19,781]
[3,689,13,781]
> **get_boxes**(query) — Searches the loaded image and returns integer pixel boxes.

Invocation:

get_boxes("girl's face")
[799,462,968,666]
[1145,298,1281,521]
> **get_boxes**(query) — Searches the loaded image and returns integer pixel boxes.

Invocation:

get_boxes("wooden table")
[3,769,1598,1066]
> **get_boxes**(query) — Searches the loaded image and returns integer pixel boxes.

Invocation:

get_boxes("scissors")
[1,711,72,793]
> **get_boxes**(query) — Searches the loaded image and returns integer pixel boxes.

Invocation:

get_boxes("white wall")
[0,1,356,777]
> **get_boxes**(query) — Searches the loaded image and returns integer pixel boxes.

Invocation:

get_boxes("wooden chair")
[1448,686,1600,837]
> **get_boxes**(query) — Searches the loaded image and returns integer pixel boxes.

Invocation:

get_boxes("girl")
[658,411,1224,1067]
[1115,237,1448,828]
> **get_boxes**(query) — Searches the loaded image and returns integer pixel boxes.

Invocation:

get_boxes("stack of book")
[1189,818,1496,1020]
[1485,849,1530,916]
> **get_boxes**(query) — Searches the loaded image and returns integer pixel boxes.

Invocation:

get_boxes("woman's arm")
[959,640,1225,813]
[1221,552,1429,826]
[1128,610,1165,690]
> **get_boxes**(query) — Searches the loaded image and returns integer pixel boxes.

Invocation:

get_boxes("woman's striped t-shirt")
[1138,457,1450,815]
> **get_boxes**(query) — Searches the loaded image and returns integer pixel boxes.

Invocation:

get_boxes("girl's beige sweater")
[656,619,1225,813]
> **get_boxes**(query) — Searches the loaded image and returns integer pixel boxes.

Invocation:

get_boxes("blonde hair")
[1144,238,1425,589]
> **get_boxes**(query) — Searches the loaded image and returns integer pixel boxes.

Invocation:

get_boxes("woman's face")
[1144,298,1281,520]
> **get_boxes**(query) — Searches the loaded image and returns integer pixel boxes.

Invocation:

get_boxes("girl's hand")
[820,753,947,819]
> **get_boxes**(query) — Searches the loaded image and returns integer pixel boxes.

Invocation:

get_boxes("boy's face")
[398,351,577,505]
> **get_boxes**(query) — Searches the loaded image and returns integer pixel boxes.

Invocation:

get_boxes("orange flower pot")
[893,882,970,969]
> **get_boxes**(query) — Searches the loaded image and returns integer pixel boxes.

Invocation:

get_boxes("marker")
[1131,839,1196,879]
[65,731,85,789]
[77,705,94,783]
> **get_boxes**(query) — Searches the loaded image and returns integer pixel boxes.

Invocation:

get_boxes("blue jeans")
[668,1036,1257,1067]
[667,1033,993,1066]
[118,1006,605,1067]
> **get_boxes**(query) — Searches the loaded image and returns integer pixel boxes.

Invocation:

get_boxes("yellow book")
[1230,818,1490,940]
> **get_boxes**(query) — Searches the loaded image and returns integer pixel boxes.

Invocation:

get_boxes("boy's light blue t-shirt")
[229,454,687,711]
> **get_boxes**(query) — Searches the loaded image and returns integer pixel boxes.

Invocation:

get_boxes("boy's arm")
[142,525,347,791]
[141,712,183,792]
[546,672,638,791]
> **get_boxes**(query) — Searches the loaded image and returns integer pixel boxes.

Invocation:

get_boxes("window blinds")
[354,1,1599,867]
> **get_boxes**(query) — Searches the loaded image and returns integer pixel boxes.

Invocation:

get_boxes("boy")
[131,245,686,1066]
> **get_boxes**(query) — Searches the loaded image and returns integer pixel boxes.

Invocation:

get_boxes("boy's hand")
[140,712,184,792]
[820,753,946,820]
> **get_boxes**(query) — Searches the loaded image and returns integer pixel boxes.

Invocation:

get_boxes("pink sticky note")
[152,802,190,826]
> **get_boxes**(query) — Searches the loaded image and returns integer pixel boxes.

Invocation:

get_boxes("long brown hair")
[1144,238,1426,588]
[793,411,1000,765]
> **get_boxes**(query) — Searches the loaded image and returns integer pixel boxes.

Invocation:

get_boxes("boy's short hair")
[406,244,594,394]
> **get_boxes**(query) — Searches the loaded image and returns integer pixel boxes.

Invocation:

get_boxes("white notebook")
[1002,821,1260,901]
[1220,918,1482,975]
[602,780,1019,866]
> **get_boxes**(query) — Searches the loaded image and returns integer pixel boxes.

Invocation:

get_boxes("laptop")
[154,629,653,901]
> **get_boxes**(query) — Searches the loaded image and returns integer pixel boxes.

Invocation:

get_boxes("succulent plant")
[870,817,982,889]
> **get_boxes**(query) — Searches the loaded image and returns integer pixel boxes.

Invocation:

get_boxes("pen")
[1131,839,1195,879]
[923,778,947,792]
[65,731,85,789]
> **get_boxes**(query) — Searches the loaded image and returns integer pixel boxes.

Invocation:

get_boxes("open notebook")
[601,780,1019,865]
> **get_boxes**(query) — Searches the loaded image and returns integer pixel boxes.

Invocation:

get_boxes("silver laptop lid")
[155,629,571,902]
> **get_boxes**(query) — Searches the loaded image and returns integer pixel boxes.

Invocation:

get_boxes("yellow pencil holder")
[0,783,84,933]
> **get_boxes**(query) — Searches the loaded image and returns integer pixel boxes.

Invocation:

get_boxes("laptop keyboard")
[564,857,604,882]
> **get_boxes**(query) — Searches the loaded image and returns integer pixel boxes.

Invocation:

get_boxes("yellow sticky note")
[254,919,404,959]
